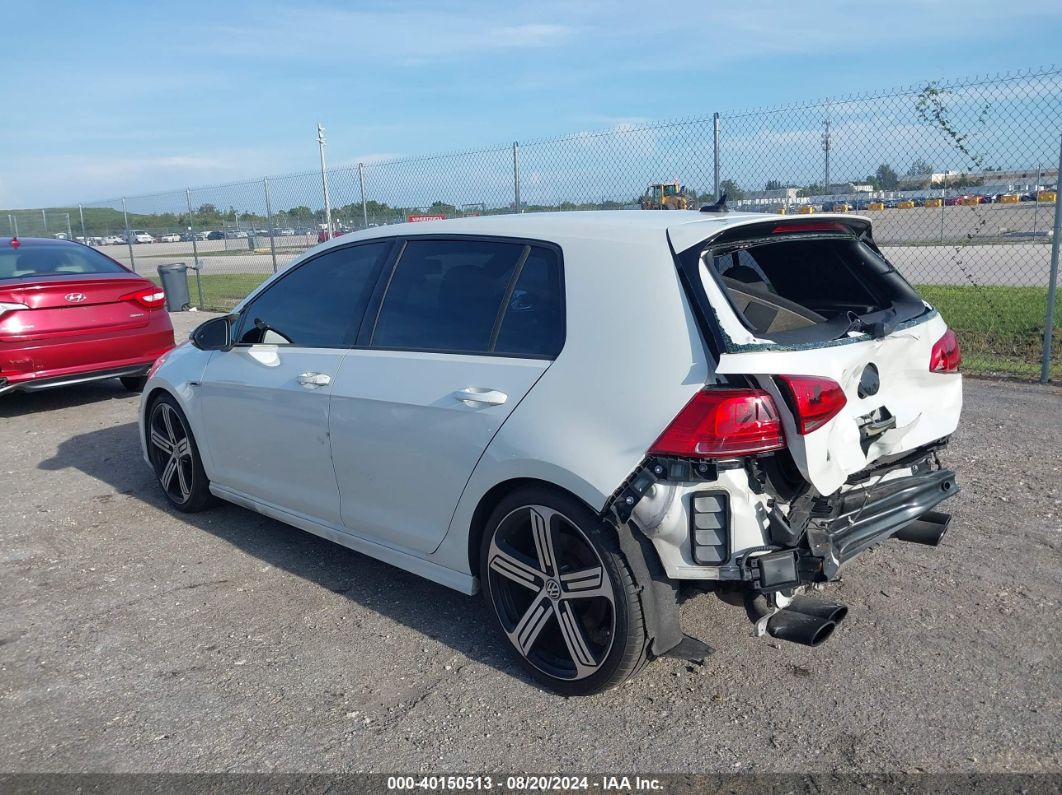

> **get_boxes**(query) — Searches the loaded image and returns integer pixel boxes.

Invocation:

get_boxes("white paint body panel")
[329,349,548,555]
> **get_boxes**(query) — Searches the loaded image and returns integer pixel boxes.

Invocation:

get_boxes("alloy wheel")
[149,402,195,504]
[486,505,616,681]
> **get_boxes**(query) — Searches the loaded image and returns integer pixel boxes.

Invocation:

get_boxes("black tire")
[120,375,148,392]
[146,393,217,513]
[480,485,649,696]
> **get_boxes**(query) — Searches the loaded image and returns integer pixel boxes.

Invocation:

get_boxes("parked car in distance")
[278,228,296,236]
[101,235,125,245]
[1,237,174,395]
[206,231,225,240]
[141,210,962,695]
[158,233,181,243]
[128,230,155,244]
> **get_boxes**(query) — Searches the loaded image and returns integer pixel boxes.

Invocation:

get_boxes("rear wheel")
[120,375,148,392]
[480,486,649,696]
[147,394,216,513]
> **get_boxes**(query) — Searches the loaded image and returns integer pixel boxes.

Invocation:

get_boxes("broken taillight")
[777,375,848,435]
[929,329,962,374]
[649,389,785,458]
[120,286,166,310]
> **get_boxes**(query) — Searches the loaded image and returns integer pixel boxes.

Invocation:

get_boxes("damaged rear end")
[612,214,962,651]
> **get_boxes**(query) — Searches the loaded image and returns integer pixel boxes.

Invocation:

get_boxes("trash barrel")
[157,262,191,311]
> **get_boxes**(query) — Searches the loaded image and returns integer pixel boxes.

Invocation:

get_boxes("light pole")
[318,123,333,237]
[821,119,831,196]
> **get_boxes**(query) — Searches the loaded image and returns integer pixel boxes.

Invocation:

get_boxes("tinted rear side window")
[237,241,389,347]
[494,247,564,357]
[0,243,127,279]
[372,239,525,353]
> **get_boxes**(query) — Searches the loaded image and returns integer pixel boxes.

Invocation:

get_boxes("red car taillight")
[120,286,166,310]
[929,329,962,374]
[777,375,848,435]
[649,389,786,458]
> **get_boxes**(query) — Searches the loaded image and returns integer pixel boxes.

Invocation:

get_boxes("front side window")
[236,241,389,347]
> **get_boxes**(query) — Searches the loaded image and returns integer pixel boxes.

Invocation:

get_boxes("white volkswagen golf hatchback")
[141,209,962,695]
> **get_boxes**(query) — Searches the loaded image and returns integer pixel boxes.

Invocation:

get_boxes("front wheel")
[480,486,649,696]
[147,394,216,513]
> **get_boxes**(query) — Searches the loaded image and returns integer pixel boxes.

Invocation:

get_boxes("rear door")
[681,220,962,496]
[196,241,391,524]
[329,237,565,555]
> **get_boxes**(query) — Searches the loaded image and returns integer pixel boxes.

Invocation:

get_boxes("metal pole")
[358,162,368,228]
[42,208,48,236]
[713,113,721,200]
[264,178,278,274]
[122,198,136,272]
[11,214,18,236]
[78,204,86,238]
[512,141,521,213]
[7,214,13,235]
[317,123,333,237]
[186,189,201,272]
[940,171,947,244]
[822,119,831,195]
[1040,135,1062,384]
[65,213,72,240]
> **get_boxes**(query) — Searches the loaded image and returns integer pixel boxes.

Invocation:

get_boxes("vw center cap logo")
[64,292,87,303]
[545,579,561,601]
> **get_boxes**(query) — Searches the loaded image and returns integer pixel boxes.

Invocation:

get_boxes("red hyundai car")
[0,237,174,396]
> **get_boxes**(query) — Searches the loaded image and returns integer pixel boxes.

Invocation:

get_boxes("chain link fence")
[7,67,1060,380]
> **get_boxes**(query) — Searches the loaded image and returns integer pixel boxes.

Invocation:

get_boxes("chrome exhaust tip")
[766,609,836,647]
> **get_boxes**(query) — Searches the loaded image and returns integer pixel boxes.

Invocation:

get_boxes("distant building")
[899,167,1058,189]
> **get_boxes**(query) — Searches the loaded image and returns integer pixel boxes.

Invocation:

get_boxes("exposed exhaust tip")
[894,510,951,546]
[766,609,837,647]
[787,595,848,624]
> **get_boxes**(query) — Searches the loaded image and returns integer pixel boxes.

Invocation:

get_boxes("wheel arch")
[466,477,597,577]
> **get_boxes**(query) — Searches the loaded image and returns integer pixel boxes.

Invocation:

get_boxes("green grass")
[155,274,1059,380]
[916,284,1058,378]
[149,273,270,313]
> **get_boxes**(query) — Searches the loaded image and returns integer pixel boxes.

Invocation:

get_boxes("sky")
[2,0,1061,208]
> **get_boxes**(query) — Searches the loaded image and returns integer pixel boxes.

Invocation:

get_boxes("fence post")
[122,197,135,272]
[78,204,86,238]
[41,209,47,236]
[264,178,278,274]
[10,214,17,236]
[65,213,72,240]
[1040,134,1062,384]
[358,163,368,227]
[186,189,201,276]
[513,141,521,213]
[712,113,721,201]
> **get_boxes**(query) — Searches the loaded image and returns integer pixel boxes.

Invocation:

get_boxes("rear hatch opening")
[670,216,962,496]
[678,218,930,351]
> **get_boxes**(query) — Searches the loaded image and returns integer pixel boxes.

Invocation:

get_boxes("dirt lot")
[1,312,1060,774]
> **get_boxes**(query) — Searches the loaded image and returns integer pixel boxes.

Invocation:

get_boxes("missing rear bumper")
[752,467,959,586]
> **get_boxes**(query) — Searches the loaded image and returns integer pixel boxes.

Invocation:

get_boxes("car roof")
[316,210,872,255]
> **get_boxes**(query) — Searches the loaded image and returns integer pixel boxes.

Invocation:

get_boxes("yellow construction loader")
[640,180,691,210]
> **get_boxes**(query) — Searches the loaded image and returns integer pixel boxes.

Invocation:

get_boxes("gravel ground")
[0,311,1059,774]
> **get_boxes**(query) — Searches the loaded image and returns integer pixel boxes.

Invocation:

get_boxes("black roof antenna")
[700,192,729,213]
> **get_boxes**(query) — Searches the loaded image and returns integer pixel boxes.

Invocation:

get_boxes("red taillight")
[777,375,848,435]
[649,389,785,458]
[929,329,961,374]
[120,286,166,310]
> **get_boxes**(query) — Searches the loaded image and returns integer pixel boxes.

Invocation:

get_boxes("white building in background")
[898,167,1058,189]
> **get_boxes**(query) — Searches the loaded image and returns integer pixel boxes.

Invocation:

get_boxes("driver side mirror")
[190,314,237,351]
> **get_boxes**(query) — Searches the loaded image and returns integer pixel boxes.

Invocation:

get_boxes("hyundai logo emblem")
[858,363,880,398]
[64,292,87,303]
